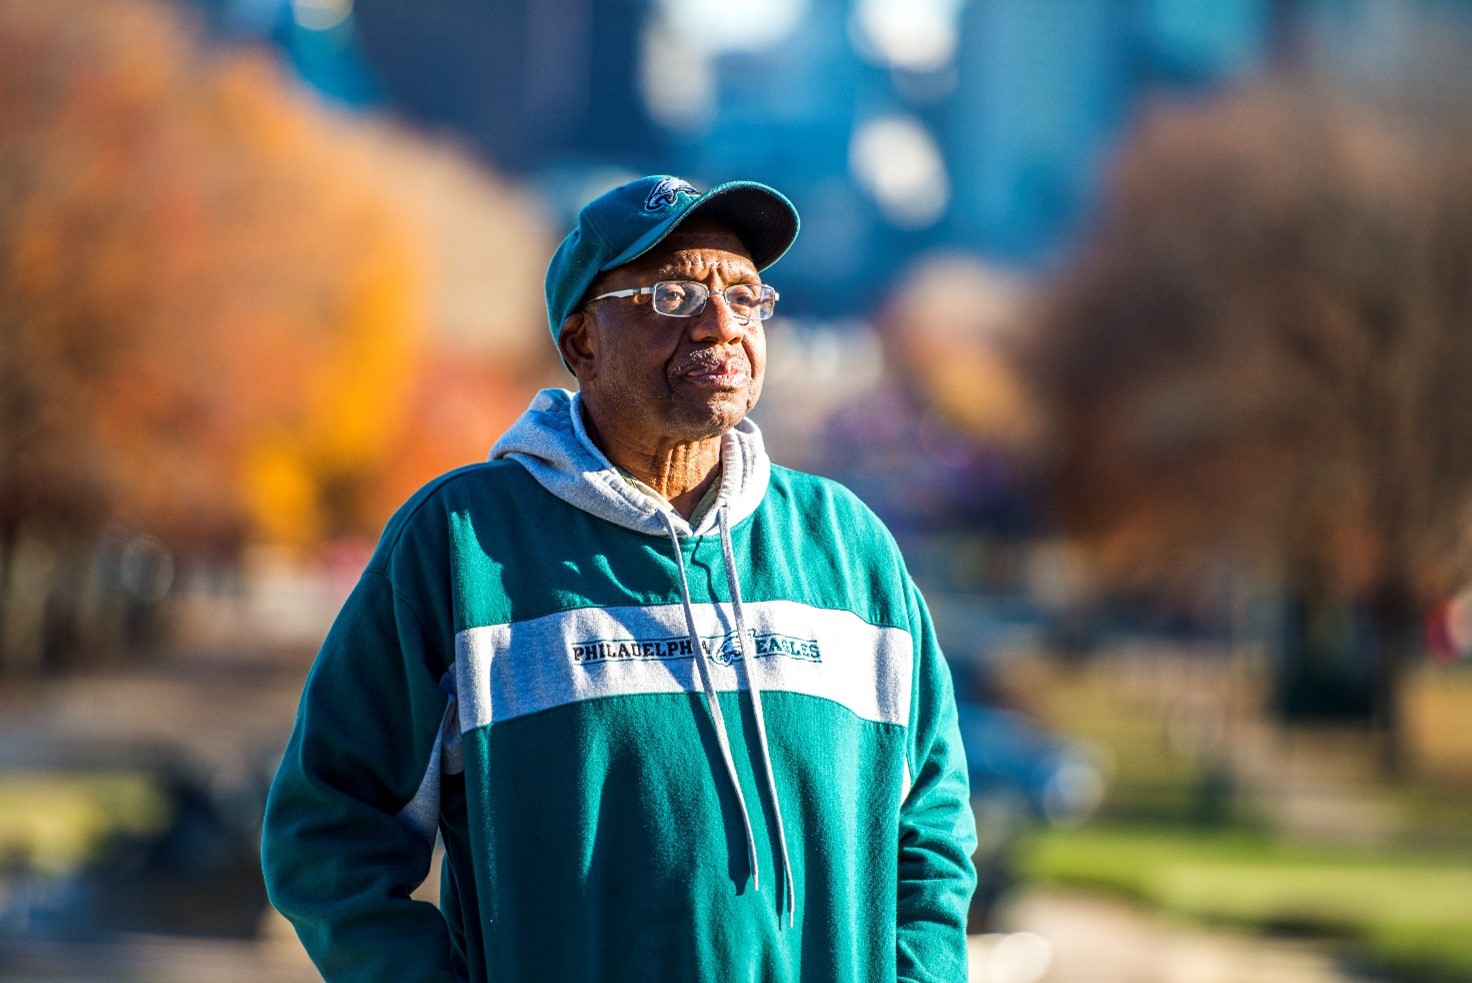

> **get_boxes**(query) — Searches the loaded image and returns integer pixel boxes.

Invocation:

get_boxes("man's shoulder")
[764,464,896,544]
[397,458,533,514]
[371,459,536,556]
[759,466,913,622]
[767,464,881,518]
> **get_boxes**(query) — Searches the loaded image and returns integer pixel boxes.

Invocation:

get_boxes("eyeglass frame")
[586,280,780,322]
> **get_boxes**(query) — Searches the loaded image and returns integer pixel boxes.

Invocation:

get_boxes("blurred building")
[183,0,1472,317]
[350,0,662,172]
[190,0,383,105]
[192,0,663,171]
[943,0,1274,263]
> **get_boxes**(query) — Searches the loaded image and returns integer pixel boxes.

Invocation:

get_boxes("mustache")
[673,348,748,375]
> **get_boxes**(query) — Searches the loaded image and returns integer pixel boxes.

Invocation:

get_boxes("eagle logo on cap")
[645,177,699,211]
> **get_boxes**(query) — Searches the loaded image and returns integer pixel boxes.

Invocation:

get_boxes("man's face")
[560,219,767,449]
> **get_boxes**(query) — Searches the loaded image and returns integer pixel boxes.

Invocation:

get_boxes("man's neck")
[628,443,723,519]
[583,413,723,520]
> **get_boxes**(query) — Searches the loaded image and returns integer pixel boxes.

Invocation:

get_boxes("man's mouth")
[676,351,749,387]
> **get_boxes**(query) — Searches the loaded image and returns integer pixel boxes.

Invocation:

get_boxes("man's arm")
[896,576,977,983]
[262,561,461,982]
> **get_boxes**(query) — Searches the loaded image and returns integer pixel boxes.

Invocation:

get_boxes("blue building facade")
[187,0,1472,316]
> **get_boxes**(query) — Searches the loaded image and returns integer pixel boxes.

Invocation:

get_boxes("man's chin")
[666,390,758,440]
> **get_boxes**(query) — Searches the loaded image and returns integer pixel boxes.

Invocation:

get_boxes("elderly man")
[262,175,976,982]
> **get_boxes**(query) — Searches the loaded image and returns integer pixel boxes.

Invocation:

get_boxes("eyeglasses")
[588,280,779,322]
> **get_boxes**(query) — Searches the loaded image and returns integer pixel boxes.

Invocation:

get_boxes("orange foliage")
[0,0,560,561]
[368,353,543,524]
[0,0,541,553]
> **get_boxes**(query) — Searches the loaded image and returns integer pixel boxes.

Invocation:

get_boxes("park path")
[0,889,1383,982]
[0,617,1387,982]
[971,890,1384,983]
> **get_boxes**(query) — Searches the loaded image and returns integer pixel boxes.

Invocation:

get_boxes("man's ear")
[557,311,596,380]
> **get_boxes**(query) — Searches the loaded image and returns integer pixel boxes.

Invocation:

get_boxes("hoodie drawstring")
[661,513,762,894]
[659,508,794,927]
[718,505,795,927]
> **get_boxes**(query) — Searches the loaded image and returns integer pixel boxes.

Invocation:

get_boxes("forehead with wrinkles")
[591,219,757,294]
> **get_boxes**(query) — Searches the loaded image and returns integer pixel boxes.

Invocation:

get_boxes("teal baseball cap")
[544,175,800,347]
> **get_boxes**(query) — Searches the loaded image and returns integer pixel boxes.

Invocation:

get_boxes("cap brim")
[683,181,800,271]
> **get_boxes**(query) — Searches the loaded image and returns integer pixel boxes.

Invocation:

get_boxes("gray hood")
[488,388,771,538]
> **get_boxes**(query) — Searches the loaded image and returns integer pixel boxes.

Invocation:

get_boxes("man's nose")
[688,290,750,344]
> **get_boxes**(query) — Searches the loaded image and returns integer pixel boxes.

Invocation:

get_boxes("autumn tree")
[1028,77,1472,770]
[0,0,442,668]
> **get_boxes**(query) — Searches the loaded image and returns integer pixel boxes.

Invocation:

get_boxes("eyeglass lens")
[651,281,776,320]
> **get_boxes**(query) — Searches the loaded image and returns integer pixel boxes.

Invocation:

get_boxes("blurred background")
[2,0,1472,980]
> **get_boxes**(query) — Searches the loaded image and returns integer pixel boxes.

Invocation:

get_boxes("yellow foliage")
[245,440,323,549]
[302,230,426,476]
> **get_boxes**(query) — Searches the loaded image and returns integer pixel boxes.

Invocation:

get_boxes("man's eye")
[654,283,697,314]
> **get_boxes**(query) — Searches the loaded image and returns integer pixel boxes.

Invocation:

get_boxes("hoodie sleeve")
[261,512,461,982]
[896,575,978,983]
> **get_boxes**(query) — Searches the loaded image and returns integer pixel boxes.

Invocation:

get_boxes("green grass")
[0,771,170,875]
[1370,924,1472,983]
[1023,823,1472,982]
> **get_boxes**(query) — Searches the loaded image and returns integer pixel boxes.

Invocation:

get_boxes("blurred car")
[0,742,277,943]
[955,700,1107,931]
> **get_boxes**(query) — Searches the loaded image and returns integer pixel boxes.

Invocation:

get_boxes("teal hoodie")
[262,388,976,982]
